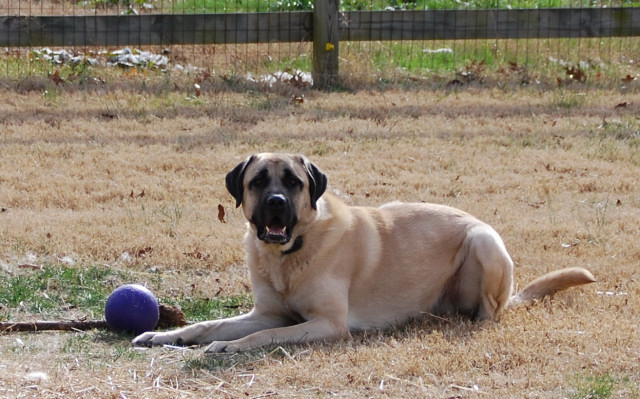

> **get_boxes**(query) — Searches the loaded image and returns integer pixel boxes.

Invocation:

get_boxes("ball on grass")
[105,284,159,335]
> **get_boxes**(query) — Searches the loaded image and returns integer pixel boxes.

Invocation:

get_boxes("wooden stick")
[0,305,188,333]
[0,320,108,332]
[1,305,187,333]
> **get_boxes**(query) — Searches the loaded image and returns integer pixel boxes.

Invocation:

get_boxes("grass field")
[1,78,639,398]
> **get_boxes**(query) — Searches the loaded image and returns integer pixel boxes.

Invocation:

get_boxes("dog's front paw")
[132,331,178,347]
[204,341,241,354]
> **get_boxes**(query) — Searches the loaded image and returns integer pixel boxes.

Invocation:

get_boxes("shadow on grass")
[92,329,138,344]
[183,348,272,372]
[181,313,485,373]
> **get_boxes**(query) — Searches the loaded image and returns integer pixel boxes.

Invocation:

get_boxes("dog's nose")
[266,194,287,209]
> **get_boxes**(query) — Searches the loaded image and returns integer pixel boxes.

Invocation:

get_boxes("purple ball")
[105,284,159,335]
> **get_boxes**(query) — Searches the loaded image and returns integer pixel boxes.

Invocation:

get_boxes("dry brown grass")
[1,83,639,398]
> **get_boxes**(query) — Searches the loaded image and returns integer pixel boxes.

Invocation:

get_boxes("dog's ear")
[226,155,255,208]
[301,156,327,210]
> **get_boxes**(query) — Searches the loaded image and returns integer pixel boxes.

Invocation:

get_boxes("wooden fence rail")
[1,8,639,48]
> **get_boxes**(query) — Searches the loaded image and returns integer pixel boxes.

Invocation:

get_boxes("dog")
[133,153,596,353]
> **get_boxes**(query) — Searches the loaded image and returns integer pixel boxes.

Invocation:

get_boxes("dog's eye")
[251,178,265,189]
[286,177,300,188]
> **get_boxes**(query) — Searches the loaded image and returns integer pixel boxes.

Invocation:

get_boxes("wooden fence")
[1,6,639,87]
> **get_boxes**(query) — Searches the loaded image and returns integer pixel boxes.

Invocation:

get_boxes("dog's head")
[226,153,327,245]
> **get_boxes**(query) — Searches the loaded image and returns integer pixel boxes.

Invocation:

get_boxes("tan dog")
[133,153,595,353]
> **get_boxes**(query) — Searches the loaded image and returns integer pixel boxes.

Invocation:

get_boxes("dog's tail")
[509,267,596,307]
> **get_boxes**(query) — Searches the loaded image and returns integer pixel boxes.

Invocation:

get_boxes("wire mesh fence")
[1,0,638,87]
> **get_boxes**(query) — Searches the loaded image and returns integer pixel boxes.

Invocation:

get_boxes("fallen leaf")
[614,102,628,109]
[564,65,586,82]
[50,69,65,85]
[157,304,187,328]
[290,95,304,105]
[133,246,153,258]
[18,264,42,270]
[183,251,210,261]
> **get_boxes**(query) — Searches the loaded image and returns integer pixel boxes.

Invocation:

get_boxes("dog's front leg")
[204,317,350,353]
[132,309,291,347]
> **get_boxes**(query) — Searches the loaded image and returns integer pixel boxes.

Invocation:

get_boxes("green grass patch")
[0,265,253,324]
[162,294,254,322]
[569,373,640,399]
[571,373,616,399]
[0,265,132,319]
[3,35,636,92]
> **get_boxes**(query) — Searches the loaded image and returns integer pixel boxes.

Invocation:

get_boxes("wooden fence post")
[313,0,340,89]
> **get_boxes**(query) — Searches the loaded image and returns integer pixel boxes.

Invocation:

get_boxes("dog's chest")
[267,264,289,294]
[256,252,307,295]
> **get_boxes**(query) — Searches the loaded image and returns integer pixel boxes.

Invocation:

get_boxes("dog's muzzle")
[254,193,296,245]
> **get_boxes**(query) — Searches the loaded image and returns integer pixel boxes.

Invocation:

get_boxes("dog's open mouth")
[258,220,292,244]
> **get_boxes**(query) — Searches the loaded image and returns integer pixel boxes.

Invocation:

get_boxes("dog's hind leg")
[466,226,514,320]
